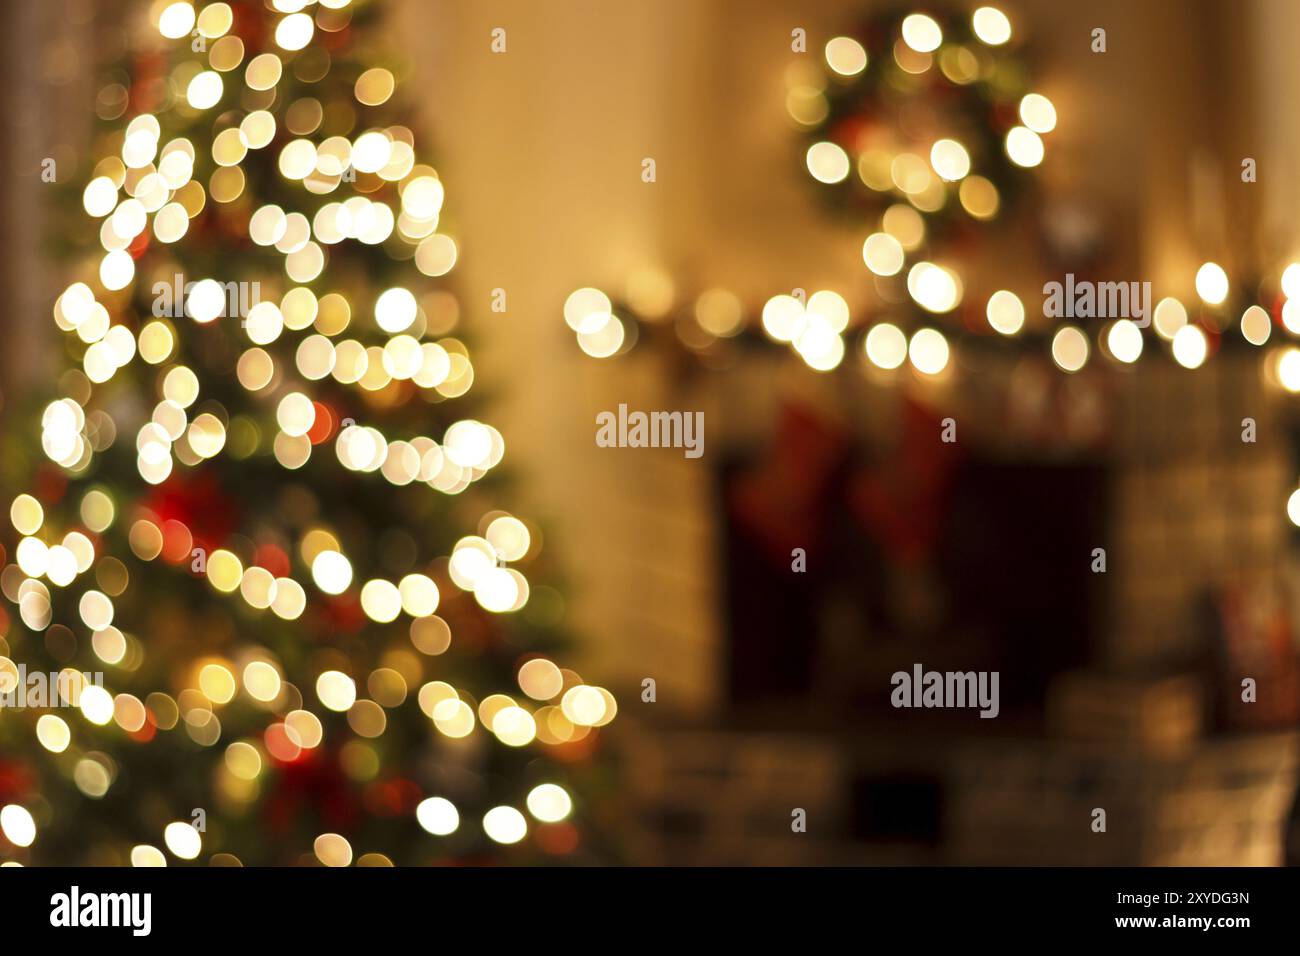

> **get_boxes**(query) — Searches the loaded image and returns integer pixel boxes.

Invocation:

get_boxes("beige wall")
[1252,0,1300,262]
[1,0,106,392]
[401,0,726,709]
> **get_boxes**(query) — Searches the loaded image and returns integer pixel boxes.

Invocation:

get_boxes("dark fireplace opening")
[721,450,1109,725]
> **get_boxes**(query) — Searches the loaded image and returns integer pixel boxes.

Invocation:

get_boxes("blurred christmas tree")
[0,0,616,866]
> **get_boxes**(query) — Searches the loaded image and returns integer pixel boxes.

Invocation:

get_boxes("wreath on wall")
[794,6,1051,250]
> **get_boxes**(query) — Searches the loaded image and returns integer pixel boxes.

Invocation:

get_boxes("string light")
[901,14,943,53]
[908,328,950,375]
[972,7,1013,46]
[1194,262,1229,305]
[1107,320,1144,364]
[565,0,1280,380]
[806,141,851,183]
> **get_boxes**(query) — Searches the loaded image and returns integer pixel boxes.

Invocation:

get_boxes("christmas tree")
[0,0,615,866]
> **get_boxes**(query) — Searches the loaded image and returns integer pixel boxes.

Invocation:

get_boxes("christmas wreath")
[791,5,1055,252]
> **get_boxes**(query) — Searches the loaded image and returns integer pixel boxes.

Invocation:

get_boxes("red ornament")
[0,758,35,803]
[128,231,150,259]
[321,592,367,634]
[307,402,335,445]
[128,53,166,113]
[263,746,360,836]
[535,822,580,856]
[34,464,68,506]
[254,543,291,578]
[141,471,240,546]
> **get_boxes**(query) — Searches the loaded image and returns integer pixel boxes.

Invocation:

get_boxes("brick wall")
[948,733,1298,865]
[1105,354,1291,670]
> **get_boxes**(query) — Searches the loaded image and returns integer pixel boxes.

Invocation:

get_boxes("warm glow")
[972,7,1012,45]
[482,806,527,845]
[375,287,418,333]
[907,262,961,313]
[1241,305,1271,346]
[1051,326,1089,372]
[806,141,851,183]
[1282,263,1300,299]
[863,233,905,276]
[864,323,908,370]
[164,821,202,860]
[1153,297,1188,341]
[312,550,353,594]
[1005,126,1044,167]
[416,797,460,836]
[1019,94,1057,133]
[0,805,36,847]
[1171,324,1208,369]
[526,784,573,823]
[761,295,806,342]
[158,2,196,39]
[1279,348,1300,392]
[1194,262,1229,305]
[316,671,357,712]
[901,14,943,53]
[825,36,868,76]
[929,139,971,181]
[985,290,1024,335]
[275,12,314,51]
[907,328,950,375]
[186,71,223,111]
[1107,320,1144,364]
